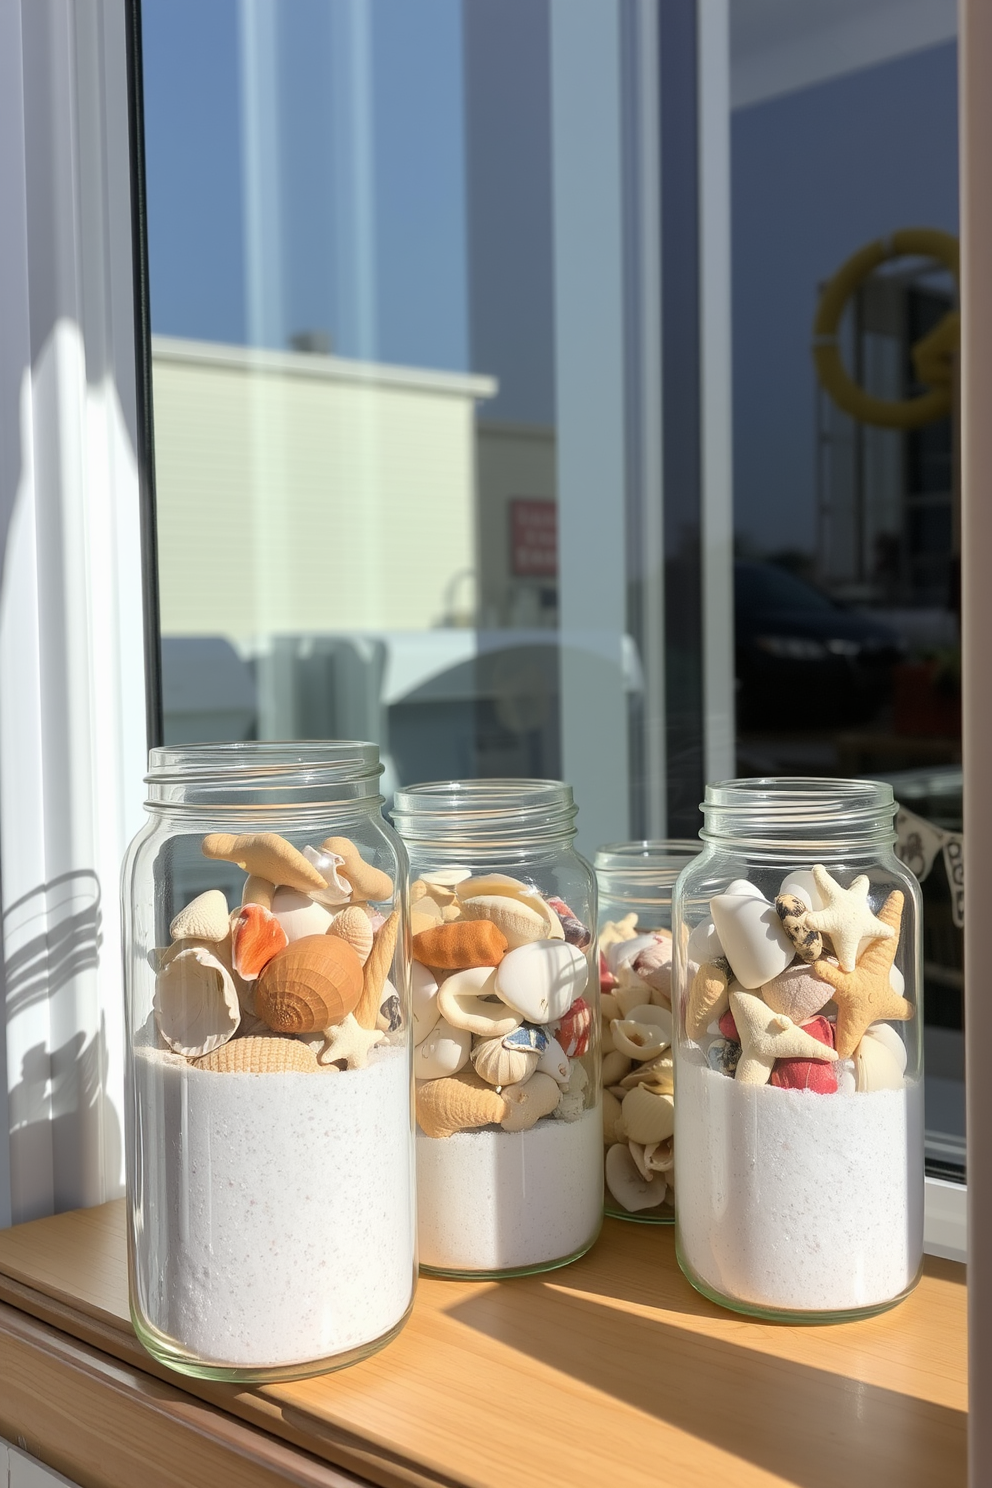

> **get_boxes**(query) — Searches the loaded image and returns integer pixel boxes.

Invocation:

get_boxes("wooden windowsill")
[0,1202,967,1488]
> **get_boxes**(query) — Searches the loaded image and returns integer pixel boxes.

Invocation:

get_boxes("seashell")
[302,846,353,907]
[320,836,394,902]
[687,917,724,964]
[412,960,441,1042]
[553,1088,586,1121]
[601,1089,624,1144]
[556,996,592,1056]
[416,1069,507,1138]
[599,951,617,993]
[565,1057,588,1091]
[422,867,472,894]
[835,1057,857,1095]
[612,1004,673,1061]
[706,1037,741,1076]
[761,961,831,1024]
[461,894,552,949]
[231,903,289,980]
[602,1051,633,1086]
[601,992,621,1023]
[441,903,464,923]
[605,1142,667,1212]
[411,907,442,936]
[242,875,276,912]
[255,935,363,1033]
[778,869,824,913]
[437,966,521,1037]
[853,1031,905,1091]
[202,832,327,894]
[536,1034,571,1084]
[494,939,588,1023]
[605,933,658,975]
[270,886,335,942]
[458,873,565,941]
[618,1053,673,1093]
[774,893,823,964]
[890,964,905,996]
[686,960,731,1041]
[500,1071,562,1130]
[413,920,508,970]
[630,936,673,998]
[710,888,795,989]
[169,890,230,943]
[621,1084,675,1144]
[546,896,592,948]
[154,946,241,1057]
[327,905,374,965]
[377,987,403,1033]
[863,1020,908,1074]
[614,981,653,1017]
[599,914,639,955]
[414,1018,472,1080]
[503,1023,549,1053]
[601,1017,616,1056]
[472,1033,540,1087]
[355,909,400,1029]
[193,1034,317,1074]
[642,1137,675,1174]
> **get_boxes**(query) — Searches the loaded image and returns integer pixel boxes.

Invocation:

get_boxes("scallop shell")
[612,1005,673,1061]
[416,1069,507,1139]
[255,935,363,1033]
[620,1084,675,1144]
[472,1033,540,1087]
[202,832,327,894]
[605,1142,667,1212]
[327,905,374,965]
[154,946,241,1057]
[500,1071,562,1130]
[437,966,521,1037]
[169,890,230,943]
[193,1034,317,1074]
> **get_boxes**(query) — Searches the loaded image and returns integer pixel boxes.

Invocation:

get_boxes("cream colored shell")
[456,874,564,941]
[327,905,374,965]
[154,945,241,1057]
[471,1034,540,1088]
[605,1142,667,1212]
[500,1071,562,1131]
[601,1088,624,1145]
[169,890,231,943]
[612,1004,673,1061]
[620,1085,675,1144]
[853,1031,905,1091]
[436,966,521,1038]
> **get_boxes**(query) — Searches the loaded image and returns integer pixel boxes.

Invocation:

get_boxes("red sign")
[510,498,558,578]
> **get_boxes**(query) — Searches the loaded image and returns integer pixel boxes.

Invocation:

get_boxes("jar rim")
[144,740,384,815]
[595,839,700,867]
[392,778,577,848]
[700,776,897,849]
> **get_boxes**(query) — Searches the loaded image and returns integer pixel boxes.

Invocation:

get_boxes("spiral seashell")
[169,890,230,943]
[154,945,241,1057]
[193,1034,318,1074]
[416,1069,507,1139]
[327,905,374,965]
[472,1034,540,1088]
[255,935,363,1033]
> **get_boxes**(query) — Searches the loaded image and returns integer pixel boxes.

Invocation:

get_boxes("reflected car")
[734,561,904,729]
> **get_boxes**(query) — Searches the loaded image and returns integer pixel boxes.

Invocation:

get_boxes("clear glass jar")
[122,742,416,1381]
[391,779,602,1278]
[672,778,924,1322]
[595,841,699,1223]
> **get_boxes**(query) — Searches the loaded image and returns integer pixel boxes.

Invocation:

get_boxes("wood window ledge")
[0,1203,967,1488]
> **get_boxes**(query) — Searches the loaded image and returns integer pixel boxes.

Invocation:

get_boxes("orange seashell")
[231,903,288,980]
[255,935,363,1033]
[412,920,507,970]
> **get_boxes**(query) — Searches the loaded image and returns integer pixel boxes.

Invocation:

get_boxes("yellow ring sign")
[812,228,959,430]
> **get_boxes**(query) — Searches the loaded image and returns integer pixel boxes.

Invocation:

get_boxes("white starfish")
[804,865,894,972]
[315,1013,384,1069]
[729,989,838,1086]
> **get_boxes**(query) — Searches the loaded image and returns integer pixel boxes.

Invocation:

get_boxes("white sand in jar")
[416,1105,603,1272]
[675,1056,924,1313]
[132,1043,415,1368]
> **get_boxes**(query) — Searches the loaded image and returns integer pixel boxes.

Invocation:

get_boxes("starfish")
[729,989,839,1086]
[804,865,894,972]
[811,890,911,1058]
[314,1013,384,1069]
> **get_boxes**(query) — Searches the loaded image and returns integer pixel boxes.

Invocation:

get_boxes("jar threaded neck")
[392,778,577,853]
[700,776,897,852]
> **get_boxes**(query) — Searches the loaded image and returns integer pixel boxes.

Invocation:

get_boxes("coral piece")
[201,832,327,894]
[416,1069,507,1139]
[355,909,400,1029]
[774,893,823,964]
[231,903,288,980]
[413,920,508,970]
[811,891,911,1058]
[154,945,241,1057]
[313,1011,385,1069]
[686,959,731,1041]
[320,836,394,902]
[556,996,592,1057]
[193,1034,317,1074]
[169,890,230,943]
[729,988,839,1086]
[255,934,363,1033]
[500,1071,562,1131]
[327,905,374,966]
[804,865,895,972]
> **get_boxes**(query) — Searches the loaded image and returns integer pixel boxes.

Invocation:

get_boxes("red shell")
[557,996,592,1057]
[718,1009,739,1043]
[547,896,592,949]
[231,903,288,980]
[599,951,617,993]
[770,1014,838,1093]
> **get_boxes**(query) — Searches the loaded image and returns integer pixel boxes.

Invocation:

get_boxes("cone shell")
[413,920,508,970]
[320,836,394,902]
[231,902,288,980]
[169,890,230,943]
[255,934,363,1033]
[193,1035,318,1074]
[154,945,241,1057]
[416,1069,507,1139]
[327,905,374,965]
[202,832,327,894]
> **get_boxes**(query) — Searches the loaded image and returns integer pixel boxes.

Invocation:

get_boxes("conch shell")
[612,1004,673,1061]
[193,1034,317,1074]
[327,905,374,965]
[416,1069,507,1139]
[255,934,363,1033]
[169,890,230,943]
[501,1071,562,1131]
[154,945,241,1057]
[201,832,326,894]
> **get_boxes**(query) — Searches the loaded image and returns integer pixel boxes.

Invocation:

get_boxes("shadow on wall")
[3,872,122,1221]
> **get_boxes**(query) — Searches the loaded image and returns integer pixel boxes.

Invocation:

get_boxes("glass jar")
[595,841,699,1223]
[391,779,602,1278]
[672,778,924,1322]
[122,742,416,1381]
